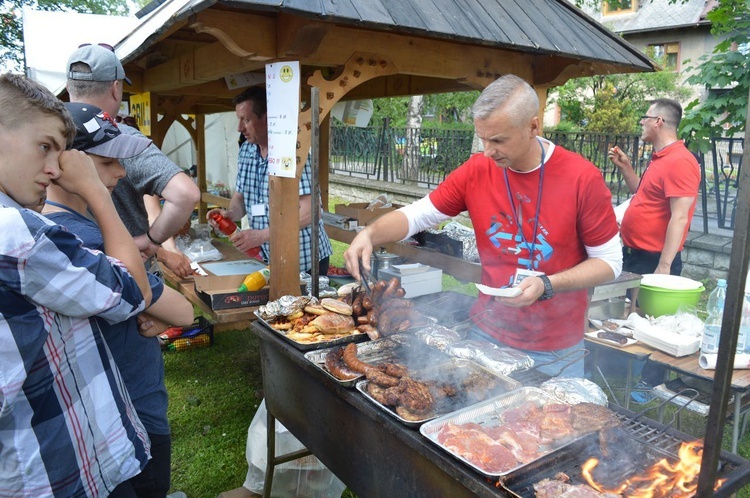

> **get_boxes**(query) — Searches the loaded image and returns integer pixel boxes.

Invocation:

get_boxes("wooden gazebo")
[113,0,656,297]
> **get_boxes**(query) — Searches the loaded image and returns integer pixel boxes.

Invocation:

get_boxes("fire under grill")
[498,403,750,497]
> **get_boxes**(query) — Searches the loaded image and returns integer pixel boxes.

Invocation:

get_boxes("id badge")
[513,268,544,287]
[251,204,266,217]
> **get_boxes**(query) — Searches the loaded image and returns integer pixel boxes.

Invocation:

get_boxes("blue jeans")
[466,326,585,378]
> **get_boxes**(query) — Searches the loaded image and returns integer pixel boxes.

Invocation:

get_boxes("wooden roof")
[117,0,655,116]
[112,0,657,297]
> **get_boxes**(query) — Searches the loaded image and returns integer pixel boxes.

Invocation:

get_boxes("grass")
[164,215,749,497]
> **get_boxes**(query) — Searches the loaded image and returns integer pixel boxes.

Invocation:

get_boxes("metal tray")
[355,357,521,427]
[306,334,456,387]
[419,386,574,478]
[254,312,368,351]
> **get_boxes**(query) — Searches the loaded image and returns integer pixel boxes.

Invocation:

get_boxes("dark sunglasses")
[78,43,115,52]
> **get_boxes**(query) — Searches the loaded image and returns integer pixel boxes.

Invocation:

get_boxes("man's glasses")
[640,115,667,124]
[78,43,115,52]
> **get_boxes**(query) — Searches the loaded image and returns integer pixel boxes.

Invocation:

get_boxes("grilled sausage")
[342,343,372,374]
[384,277,400,298]
[361,295,374,310]
[597,331,628,345]
[325,347,361,380]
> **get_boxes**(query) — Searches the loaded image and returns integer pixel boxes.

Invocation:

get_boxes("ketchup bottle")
[209,213,261,258]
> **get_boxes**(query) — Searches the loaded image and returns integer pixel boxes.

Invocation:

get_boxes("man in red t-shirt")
[344,75,623,377]
[609,98,700,401]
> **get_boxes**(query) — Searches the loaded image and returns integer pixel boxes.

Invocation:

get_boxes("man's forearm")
[547,258,615,294]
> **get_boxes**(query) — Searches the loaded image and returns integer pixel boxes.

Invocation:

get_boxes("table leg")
[733,390,743,454]
[625,357,633,410]
[264,409,275,498]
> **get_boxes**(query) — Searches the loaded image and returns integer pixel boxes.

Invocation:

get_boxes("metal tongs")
[358,258,373,297]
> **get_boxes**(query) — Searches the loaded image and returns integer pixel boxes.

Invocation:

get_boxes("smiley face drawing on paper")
[280,65,294,83]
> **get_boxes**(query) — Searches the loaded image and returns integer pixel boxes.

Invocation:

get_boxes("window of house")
[648,42,680,70]
[602,0,635,15]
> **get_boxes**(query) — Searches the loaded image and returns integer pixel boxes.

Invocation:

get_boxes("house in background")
[545,0,720,126]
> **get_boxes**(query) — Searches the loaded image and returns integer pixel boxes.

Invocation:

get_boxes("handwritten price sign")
[265,62,300,178]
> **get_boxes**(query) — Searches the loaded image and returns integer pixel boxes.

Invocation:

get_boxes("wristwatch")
[538,275,554,301]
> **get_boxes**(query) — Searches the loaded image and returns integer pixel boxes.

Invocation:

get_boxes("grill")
[499,402,750,497]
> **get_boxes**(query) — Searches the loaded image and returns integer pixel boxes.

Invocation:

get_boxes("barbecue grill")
[499,401,750,496]
[253,321,750,498]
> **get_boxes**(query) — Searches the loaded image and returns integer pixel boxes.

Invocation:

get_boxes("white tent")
[22,8,239,189]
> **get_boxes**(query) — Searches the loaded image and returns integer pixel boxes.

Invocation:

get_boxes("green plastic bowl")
[638,284,705,317]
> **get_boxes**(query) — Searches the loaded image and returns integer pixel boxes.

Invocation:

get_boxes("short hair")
[650,98,682,128]
[232,87,267,117]
[67,62,115,100]
[0,73,76,147]
[472,74,539,125]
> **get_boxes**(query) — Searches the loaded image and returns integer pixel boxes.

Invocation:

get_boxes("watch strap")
[538,274,554,301]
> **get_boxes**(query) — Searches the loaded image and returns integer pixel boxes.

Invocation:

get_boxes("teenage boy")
[0,73,151,496]
[43,102,195,498]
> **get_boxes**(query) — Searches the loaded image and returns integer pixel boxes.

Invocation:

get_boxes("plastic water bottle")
[701,279,727,354]
[238,267,271,292]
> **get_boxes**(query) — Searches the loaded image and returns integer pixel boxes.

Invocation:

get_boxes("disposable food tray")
[254,312,368,351]
[356,357,521,428]
[420,387,575,477]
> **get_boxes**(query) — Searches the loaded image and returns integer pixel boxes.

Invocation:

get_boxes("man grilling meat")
[344,75,622,377]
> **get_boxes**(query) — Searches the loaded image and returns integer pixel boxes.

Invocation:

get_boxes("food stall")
[103,0,750,493]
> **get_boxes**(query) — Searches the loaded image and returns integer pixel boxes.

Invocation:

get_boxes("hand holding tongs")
[358,258,373,296]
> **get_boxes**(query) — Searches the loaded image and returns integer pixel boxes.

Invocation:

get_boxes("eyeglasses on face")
[78,43,115,52]
[640,115,667,124]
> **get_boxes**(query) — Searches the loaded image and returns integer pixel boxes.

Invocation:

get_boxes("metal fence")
[330,123,744,234]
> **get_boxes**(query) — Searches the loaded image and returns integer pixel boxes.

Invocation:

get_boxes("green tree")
[549,64,690,133]
[1,0,135,72]
[679,0,749,150]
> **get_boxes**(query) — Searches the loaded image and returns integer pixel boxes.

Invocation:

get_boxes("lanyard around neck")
[502,138,546,270]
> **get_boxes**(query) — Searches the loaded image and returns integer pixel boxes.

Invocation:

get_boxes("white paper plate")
[588,318,634,337]
[640,274,703,291]
[585,331,638,348]
[475,283,522,298]
[392,263,431,275]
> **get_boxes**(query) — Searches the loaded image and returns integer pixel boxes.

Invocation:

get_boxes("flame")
[582,441,726,497]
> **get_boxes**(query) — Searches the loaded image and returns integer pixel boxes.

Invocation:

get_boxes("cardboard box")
[194,276,307,310]
[378,266,443,299]
[334,202,402,226]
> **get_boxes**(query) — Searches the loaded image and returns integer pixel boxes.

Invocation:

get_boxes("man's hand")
[343,229,375,281]
[158,247,193,278]
[133,233,160,257]
[206,208,230,231]
[229,228,265,254]
[55,150,107,199]
[492,275,547,308]
[137,313,169,337]
[608,146,632,171]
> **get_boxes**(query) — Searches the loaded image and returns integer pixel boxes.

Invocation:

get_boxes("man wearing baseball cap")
[44,102,194,498]
[66,43,200,279]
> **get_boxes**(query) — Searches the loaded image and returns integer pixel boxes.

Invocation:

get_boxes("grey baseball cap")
[67,44,132,85]
[65,103,151,159]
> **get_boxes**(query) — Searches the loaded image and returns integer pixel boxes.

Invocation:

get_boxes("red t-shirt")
[620,141,700,252]
[430,144,619,351]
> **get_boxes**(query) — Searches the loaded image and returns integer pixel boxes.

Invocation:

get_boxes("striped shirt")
[235,142,332,272]
[0,193,150,498]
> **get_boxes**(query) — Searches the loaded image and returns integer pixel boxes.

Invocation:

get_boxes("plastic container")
[637,283,705,317]
[239,267,271,292]
[210,213,261,258]
[701,279,726,354]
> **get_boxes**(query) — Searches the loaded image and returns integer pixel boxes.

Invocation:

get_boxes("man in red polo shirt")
[609,98,700,401]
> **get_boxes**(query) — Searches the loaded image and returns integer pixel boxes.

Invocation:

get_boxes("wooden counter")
[161,240,258,332]
[325,224,482,282]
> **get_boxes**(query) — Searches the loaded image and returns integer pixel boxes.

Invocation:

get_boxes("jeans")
[466,325,585,378]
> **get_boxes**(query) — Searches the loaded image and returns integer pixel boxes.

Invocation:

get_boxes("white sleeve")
[585,233,623,278]
[397,196,452,241]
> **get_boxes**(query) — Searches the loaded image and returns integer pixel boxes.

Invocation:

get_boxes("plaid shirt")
[236,142,332,272]
[0,194,150,497]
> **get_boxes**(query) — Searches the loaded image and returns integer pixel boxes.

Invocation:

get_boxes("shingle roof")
[583,0,711,34]
[119,0,654,72]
